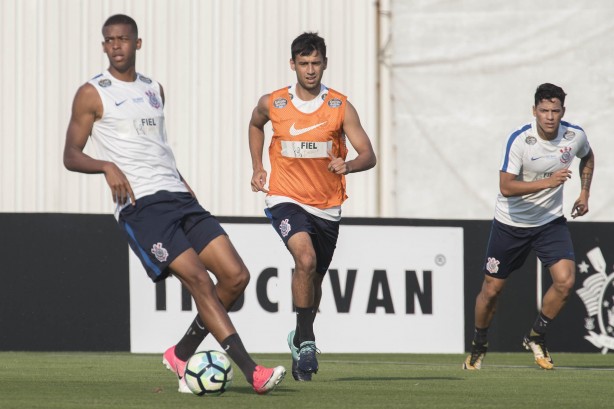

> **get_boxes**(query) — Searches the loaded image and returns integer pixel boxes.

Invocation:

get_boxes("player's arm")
[499,168,572,197]
[63,83,136,205]
[330,100,377,175]
[248,94,271,193]
[571,148,594,218]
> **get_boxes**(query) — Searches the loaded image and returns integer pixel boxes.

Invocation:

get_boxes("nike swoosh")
[115,100,127,106]
[289,121,327,136]
[530,157,541,161]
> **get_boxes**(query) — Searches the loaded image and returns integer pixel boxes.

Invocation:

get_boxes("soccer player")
[463,83,595,370]
[63,14,285,394]
[248,32,377,381]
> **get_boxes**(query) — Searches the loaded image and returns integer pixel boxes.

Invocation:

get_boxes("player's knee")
[224,265,250,294]
[295,253,317,274]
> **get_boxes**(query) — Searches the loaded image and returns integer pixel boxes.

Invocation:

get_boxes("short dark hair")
[291,32,326,61]
[102,14,138,36]
[534,83,566,106]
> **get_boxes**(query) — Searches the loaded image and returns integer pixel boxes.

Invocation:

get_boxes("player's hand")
[571,198,589,219]
[251,169,269,193]
[327,151,351,175]
[547,168,572,188]
[102,162,136,206]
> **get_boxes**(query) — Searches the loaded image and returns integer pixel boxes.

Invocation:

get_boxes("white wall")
[0,0,380,216]
[391,0,614,221]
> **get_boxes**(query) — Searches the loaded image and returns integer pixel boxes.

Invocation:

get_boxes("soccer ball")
[184,350,234,396]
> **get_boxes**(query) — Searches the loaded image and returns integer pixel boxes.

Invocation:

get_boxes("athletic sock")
[174,314,209,361]
[295,306,316,343]
[473,327,489,345]
[293,306,317,347]
[220,333,257,384]
[531,312,553,337]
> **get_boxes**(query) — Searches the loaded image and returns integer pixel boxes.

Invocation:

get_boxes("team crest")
[577,247,614,353]
[525,136,537,145]
[273,98,288,108]
[560,146,572,164]
[486,257,500,274]
[98,78,112,87]
[328,98,342,108]
[564,130,576,140]
[145,90,161,109]
[279,218,291,237]
[138,74,152,84]
[151,242,169,262]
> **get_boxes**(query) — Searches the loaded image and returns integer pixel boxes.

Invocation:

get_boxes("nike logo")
[115,99,127,106]
[289,121,327,136]
[530,157,541,161]
[224,345,230,351]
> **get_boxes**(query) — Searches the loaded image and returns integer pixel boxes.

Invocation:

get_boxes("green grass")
[0,352,613,409]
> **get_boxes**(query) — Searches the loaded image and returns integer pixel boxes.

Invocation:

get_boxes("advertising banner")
[129,223,464,353]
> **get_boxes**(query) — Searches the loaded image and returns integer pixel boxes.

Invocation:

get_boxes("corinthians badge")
[576,247,614,354]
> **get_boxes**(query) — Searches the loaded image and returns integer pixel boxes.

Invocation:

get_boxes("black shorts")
[483,216,575,279]
[118,191,226,282]
[265,203,340,275]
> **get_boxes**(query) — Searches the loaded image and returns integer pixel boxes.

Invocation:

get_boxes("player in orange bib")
[249,32,376,381]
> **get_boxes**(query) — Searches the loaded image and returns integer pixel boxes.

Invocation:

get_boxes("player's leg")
[524,217,575,369]
[170,234,249,365]
[464,274,506,370]
[464,218,530,370]
[170,249,285,394]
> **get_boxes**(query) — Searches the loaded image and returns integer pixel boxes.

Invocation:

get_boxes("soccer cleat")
[297,341,320,374]
[287,330,312,381]
[252,365,286,394]
[162,345,191,393]
[462,341,488,370]
[523,334,554,370]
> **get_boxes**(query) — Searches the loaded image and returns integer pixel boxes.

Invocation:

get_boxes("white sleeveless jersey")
[494,119,591,227]
[88,70,187,206]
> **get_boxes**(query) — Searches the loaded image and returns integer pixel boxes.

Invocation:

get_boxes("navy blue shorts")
[265,203,340,275]
[118,191,226,282]
[483,216,575,279]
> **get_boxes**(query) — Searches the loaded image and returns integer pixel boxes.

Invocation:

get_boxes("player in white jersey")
[464,83,595,370]
[63,14,285,394]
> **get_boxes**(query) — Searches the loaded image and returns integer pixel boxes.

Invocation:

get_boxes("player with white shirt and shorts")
[248,32,377,381]
[64,14,285,395]
[464,83,595,370]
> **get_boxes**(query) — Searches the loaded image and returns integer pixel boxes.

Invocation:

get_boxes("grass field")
[1,352,613,409]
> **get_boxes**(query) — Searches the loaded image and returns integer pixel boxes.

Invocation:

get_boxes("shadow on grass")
[335,376,462,382]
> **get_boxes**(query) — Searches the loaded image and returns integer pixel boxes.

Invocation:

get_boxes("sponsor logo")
[138,75,152,84]
[577,247,614,353]
[525,136,537,145]
[328,98,342,108]
[560,146,572,164]
[115,99,127,106]
[564,130,576,140]
[289,121,327,136]
[145,90,161,109]
[279,219,291,237]
[151,242,169,262]
[486,257,500,274]
[98,78,112,87]
[273,98,288,108]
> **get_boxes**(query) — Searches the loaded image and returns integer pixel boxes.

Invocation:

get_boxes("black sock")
[174,315,209,361]
[293,307,317,347]
[473,327,489,345]
[221,333,257,384]
[531,312,552,337]
[295,306,315,344]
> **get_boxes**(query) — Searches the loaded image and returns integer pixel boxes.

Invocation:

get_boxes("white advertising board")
[130,223,464,353]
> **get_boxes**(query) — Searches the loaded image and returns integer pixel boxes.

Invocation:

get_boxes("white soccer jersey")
[88,71,187,206]
[494,119,591,227]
